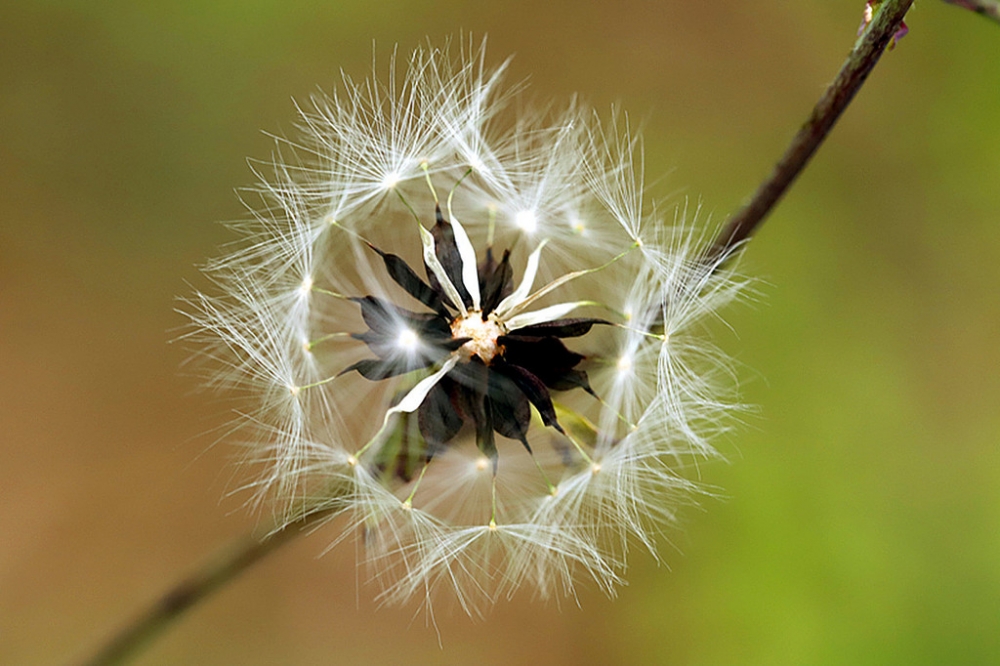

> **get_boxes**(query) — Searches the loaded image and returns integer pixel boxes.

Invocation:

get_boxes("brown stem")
[76,509,334,666]
[941,0,1000,24]
[705,0,914,265]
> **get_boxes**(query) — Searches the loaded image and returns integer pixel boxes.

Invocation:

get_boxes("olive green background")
[3,2,999,664]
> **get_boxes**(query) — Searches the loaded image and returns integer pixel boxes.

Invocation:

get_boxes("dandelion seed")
[515,210,538,233]
[396,328,420,350]
[184,36,746,612]
[382,171,401,190]
[616,354,633,374]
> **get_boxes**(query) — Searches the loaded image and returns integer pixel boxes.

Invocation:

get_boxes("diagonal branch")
[942,0,1000,25]
[75,508,335,666]
[705,0,914,265]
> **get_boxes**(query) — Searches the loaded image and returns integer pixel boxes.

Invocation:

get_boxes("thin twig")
[76,508,334,666]
[705,0,914,264]
[942,0,1000,24]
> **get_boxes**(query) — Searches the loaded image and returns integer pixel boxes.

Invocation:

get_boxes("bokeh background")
[3,2,999,664]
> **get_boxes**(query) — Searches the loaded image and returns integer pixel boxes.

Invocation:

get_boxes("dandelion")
[185,37,745,612]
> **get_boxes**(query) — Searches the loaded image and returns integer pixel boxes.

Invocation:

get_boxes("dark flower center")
[450,311,506,363]
[342,205,608,478]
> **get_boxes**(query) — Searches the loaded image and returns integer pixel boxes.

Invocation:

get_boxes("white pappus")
[184,36,748,614]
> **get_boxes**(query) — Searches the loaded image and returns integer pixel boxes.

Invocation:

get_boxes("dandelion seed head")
[183,36,747,613]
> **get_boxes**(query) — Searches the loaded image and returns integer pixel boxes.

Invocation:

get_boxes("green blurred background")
[2,2,999,664]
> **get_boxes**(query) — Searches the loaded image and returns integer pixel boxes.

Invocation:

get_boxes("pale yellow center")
[450,311,506,363]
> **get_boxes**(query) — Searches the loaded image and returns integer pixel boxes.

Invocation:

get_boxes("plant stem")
[76,508,333,666]
[705,0,914,264]
[942,0,1000,24]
